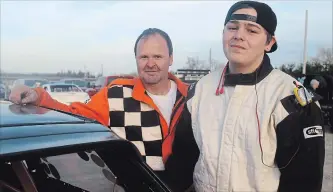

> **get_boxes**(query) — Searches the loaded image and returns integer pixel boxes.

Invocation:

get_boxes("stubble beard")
[141,74,162,85]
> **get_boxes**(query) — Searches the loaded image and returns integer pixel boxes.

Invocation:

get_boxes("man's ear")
[169,55,173,66]
[265,36,276,52]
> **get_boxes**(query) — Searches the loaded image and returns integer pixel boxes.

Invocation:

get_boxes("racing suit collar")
[224,53,274,86]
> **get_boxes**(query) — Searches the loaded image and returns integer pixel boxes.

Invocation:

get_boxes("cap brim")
[267,42,278,53]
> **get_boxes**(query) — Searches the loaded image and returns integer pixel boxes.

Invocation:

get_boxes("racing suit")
[185,54,325,192]
[33,73,199,192]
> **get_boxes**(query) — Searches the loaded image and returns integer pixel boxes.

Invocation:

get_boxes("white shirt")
[147,80,177,126]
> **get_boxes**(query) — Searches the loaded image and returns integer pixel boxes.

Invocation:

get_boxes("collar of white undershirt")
[146,80,176,97]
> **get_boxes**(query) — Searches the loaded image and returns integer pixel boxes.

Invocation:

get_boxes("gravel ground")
[323,129,333,192]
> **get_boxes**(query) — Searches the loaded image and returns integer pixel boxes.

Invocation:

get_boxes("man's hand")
[9,85,39,105]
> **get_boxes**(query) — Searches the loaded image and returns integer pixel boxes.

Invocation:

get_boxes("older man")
[9,28,199,192]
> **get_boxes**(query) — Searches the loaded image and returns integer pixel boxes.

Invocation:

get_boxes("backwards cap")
[224,1,278,53]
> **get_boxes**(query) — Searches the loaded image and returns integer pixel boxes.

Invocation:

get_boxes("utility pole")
[84,65,87,79]
[209,48,212,70]
[302,10,308,75]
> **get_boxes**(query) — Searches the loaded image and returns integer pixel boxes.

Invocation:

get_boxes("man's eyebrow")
[228,20,262,30]
[228,20,239,24]
[246,23,261,30]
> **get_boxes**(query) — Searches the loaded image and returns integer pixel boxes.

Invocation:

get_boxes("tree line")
[279,48,332,77]
[183,48,332,77]
[1,48,330,78]
[55,70,97,78]
[184,56,223,71]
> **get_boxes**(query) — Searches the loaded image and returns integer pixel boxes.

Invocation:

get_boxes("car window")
[64,80,87,87]
[24,151,126,192]
[50,85,82,92]
[0,162,24,192]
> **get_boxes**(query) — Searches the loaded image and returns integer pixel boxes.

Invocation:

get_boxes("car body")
[42,83,90,105]
[0,101,171,192]
[59,78,89,92]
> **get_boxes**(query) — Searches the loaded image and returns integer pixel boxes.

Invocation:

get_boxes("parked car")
[59,78,89,92]
[94,75,135,92]
[42,83,90,105]
[0,101,172,192]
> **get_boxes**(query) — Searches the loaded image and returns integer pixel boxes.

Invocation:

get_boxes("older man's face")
[135,34,172,85]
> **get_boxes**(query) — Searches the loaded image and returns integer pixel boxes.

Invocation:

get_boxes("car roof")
[17,78,48,81]
[60,78,86,81]
[44,83,79,86]
[0,102,118,160]
[0,102,113,141]
[0,101,90,126]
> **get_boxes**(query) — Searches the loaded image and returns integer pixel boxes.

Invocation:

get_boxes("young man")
[185,1,325,192]
[9,28,199,192]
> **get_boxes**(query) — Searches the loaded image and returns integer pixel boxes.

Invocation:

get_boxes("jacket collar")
[224,54,274,86]
[132,73,188,102]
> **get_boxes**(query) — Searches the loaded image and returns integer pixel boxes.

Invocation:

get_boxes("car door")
[33,151,126,192]
[0,152,125,192]
[1,147,171,192]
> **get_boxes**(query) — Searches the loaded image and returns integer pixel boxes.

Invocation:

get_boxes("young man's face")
[135,34,172,85]
[222,8,276,68]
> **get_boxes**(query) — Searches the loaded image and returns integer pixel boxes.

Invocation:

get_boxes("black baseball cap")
[224,1,278,53]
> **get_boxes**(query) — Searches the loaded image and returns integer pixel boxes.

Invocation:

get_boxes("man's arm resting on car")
[34,86,110,126]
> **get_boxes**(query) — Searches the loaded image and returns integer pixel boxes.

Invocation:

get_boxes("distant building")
[175,69,210,83]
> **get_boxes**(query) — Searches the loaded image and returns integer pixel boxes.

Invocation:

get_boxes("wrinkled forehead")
[226,7,261,27]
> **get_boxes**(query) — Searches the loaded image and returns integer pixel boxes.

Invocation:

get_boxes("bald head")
[310,79,320,90]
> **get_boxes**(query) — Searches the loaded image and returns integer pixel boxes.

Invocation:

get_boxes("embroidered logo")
[303,126,323,139]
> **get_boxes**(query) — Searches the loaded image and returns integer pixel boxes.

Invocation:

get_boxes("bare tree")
[313,48,333,72]
[185,56,209,70]
[280,63,296,74]
[210,59,224,71]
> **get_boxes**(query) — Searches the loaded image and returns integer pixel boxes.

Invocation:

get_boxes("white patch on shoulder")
[303,126,323,139]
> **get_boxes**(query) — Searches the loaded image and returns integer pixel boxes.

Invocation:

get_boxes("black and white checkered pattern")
[107,85,165,171]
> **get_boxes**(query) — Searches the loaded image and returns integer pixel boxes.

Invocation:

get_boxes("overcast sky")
[1,1,332,75]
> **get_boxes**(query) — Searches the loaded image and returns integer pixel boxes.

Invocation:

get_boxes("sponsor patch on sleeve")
[303,126,323,139]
